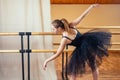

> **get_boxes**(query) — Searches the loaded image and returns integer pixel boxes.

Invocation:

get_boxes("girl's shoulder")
[69,22,76,28]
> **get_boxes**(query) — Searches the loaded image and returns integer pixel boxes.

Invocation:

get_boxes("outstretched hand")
[43,60,48,70]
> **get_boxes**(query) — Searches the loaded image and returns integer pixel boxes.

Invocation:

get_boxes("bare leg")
[92,68,99,80]
[70,75,76,80]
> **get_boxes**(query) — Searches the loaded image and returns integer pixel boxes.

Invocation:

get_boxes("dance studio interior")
[0,0,120,80]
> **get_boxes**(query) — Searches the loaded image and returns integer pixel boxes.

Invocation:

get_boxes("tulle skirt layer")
[67,29,112,76]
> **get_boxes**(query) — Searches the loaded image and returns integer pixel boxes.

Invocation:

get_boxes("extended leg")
[92,68,99,80]
[70,75,76,80]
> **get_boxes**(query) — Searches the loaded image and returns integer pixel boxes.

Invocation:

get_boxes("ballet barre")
[0,32,20,36]
[77,26,120,29]
[0,49,73,53]
[53,42,120,45]
[0,32,64,80]
[31,32,120,35]
[111,32,120,35]
[0,50,19,53]
[0,48,120,53]
[0,28,120,80]
[0,32,59,36]
[112,43,120,45]
[0,32,120,36]
[0,32,26,80]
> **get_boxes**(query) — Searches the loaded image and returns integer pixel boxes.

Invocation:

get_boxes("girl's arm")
[43,38,67,70]
[70,4,99,27]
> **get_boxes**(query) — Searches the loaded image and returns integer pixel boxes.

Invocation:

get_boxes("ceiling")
[51,0,120,4]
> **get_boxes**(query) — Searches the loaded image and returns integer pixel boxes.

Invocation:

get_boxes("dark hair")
[52,18,70,32]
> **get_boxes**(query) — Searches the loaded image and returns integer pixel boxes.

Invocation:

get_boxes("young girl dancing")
[43,4,111,80]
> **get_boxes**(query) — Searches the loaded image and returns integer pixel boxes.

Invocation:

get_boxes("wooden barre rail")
[0,33,20,36]
[53,42,120,45]
[0,32,120,36]
[32,32,120,35]
[77,26,120,29]
[111,32,120,35]
[31,49,120,52]
[0,49,73,53]
[31,32,57,35]
[32,49,73,53]
[0,32,59,36]
[0,50,20,53]
[0,49,120,53]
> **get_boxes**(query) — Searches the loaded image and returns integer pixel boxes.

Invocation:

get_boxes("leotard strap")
[62,36,73,41]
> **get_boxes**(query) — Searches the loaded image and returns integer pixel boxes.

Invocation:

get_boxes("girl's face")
[51,25,58,34]
[51,25,63,34]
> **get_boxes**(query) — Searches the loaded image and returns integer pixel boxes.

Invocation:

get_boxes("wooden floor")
[56,71,120,80]
[55,51,120,80]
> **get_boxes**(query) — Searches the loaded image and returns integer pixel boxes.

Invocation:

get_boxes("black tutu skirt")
[67,29,112,76]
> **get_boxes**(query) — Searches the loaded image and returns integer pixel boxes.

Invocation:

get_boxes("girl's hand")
[43,60,48,70]
[91,4,99,8]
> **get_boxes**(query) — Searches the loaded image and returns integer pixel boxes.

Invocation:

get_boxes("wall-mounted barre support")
[19,32,25,80]
[26,32,31,80]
